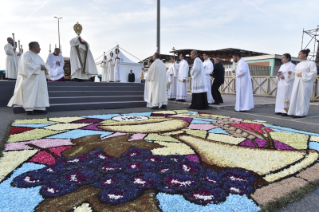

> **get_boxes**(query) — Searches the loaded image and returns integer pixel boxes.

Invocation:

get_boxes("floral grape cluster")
[11,148,256,205]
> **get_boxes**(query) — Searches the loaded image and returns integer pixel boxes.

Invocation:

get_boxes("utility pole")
[157,0,160,53]
[54,17,62,49]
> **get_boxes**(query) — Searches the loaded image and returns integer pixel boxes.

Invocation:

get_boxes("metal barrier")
[188,76,319,102]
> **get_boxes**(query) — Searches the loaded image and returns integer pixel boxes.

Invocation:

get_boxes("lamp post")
[156,0,160,53]
[54,16,62,49]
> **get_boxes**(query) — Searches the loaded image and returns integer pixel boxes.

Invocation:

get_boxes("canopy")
[96,45,143,83]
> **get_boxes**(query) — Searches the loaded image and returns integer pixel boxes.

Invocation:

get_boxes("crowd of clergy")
[3,35,318,117]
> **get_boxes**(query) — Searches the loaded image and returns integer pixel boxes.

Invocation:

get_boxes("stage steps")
[0,81,146,114]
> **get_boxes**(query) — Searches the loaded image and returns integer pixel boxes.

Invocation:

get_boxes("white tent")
[96,46,143,83]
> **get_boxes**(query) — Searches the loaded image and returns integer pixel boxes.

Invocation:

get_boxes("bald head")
[190,50,197,59]
[7,37,13,45]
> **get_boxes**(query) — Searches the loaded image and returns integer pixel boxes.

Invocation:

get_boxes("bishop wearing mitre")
[70,22,98,81]
[4,37,20,79]
[8,42,50,115]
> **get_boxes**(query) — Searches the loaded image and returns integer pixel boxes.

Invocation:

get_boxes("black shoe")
[150,107,159,110]
[293,116,306,118]
[168,99,175,100]
[211,102,220,105]
[220,100,223,103]
[275,113,283,115]
[34,110,47,114]
[160,105,167,109]
[281,113,288,116]
[26,111,34,115]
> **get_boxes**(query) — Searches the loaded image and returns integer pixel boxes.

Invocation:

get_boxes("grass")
[261,179,319,212]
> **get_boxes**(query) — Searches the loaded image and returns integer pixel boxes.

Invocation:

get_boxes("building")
[238,54,301,76]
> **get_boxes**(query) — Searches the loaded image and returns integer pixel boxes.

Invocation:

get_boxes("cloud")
[242,0,297,29]
[26,0,51,20]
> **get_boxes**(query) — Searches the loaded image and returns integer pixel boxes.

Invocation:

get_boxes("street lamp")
[54,16,62,49]
[157,0,160,53]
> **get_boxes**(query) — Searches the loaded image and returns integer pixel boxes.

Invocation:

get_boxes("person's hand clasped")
[279,75,285,79]
[40,65,46,71]
[297,73,302,77]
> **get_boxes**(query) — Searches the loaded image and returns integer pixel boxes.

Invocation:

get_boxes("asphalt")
[0,98,319,212]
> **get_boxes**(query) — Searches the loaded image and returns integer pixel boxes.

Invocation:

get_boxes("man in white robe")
[145,53,168,109]
[176,54,189,102]
[288,49,317,118]
[70,36,98,81]
[114,54,122,82]
[275,54,295,115]
[46,48,64,81]
[8,41,50,115]
[4,37,20,80]
[189,50,208,109]
[142,59,153,107]
[203,53,214,104]
[108,52,115,82]
[232,52,254,112]
[167,57,178,100]
[101,55,108,82]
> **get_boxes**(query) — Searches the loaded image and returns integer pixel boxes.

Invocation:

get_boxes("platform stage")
[0,81,146,114]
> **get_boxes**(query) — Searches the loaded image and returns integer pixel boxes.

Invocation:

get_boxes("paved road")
[0,101,319,211]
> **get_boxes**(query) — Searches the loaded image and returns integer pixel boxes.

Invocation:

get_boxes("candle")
[18,40,20,53]
[55,44,56,49]
[12,33,15,48]
[60,45,62,53]
[49,44,51,52]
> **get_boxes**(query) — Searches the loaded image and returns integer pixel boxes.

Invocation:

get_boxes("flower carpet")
[1,110,319,212]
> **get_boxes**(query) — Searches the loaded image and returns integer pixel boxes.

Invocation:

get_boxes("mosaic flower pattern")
[1,110,319,212]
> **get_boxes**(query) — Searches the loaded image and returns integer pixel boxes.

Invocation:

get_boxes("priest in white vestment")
[108,52,115,82]
[176,54,189,101]
[114,55,122,82]
[101,55,108,82]
[8,42,50,115]
[189,50,208,109]
[203,53,214,104]
[232,53,254,112]
[275,54,295,115]
[70,36,98,80]
[4,37,20,79]
[145,53,168,109]
[167,57,178,100]
[142,59,153,107]
[288,49,317,118]
[46,48,65,81]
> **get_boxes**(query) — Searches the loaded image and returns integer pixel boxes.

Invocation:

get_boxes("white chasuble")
[8,51,50,110]
[167,62,177,99]
[203,59,214,103]
[114,57,122,82]
[275,62,295,113]
[288,60,317,116]
[101,59,108,82]
[146,59,168,107]
[70,36,98,80]
[46,52,65,81]
[108,57,115,82]
[235,59,254,111]
[191,57,207,93]
[176,59,189,100]
[4,43,19,79]
[143,71,150,107]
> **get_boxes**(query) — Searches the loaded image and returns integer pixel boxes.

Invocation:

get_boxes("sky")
[0,0,318,69]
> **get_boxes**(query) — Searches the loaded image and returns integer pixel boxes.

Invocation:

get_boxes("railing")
[224,64,272,77]
[187,76,319,102]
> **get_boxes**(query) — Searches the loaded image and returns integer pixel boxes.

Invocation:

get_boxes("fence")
[225,64,272,76]
[187,76,319,102]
